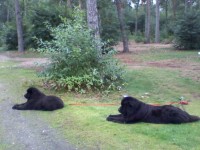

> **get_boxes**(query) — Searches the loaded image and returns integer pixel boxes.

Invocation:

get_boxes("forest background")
[1,0,200,52]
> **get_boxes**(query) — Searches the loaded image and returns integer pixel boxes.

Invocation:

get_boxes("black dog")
[12,87,64,111]
[107,96,200,124]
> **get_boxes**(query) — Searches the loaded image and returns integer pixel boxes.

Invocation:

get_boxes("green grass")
[0,48,200,150]
[42,103,200,150]
[0,61,18,68]
[124,69,200,103]
[39,67,200,150]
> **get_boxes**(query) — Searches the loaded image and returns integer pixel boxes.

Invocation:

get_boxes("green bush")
[174,11,200,50]
[133,32,145,43]
[0,22,18,50]
[37,9,125,93]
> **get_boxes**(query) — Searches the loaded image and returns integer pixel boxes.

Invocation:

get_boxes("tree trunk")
[23,0,27,17]
[185,0,189,13]
[155,0,160,43]
[78,0,84,9]
[165,0,168,28]
[171,0,177,19]
[67,0,72,8]
[6,7,10,22]
[115,0,129,53]
[15,0,24,52]
[5,1,11,23]
[86,0,100,39]
[145,0,151,43]
[135,1,139,34]
[135,9,138,33]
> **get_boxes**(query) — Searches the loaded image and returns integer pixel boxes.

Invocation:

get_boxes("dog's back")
[152,105,200,124]
[43,96,64,111]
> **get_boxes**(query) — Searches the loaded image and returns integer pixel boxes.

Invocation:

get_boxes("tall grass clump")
[37,9,125,93]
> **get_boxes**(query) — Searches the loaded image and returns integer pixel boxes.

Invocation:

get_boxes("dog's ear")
[121,97,141,116]
[25,87,37,100]
[126,101,135,115]
[27,87,34,94]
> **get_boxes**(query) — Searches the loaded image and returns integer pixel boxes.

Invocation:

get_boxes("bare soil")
[115,42,200,82]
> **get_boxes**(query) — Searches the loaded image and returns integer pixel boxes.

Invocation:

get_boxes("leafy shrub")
[0,22,18,50]
[37,9,125,93]
[174,11,200,50]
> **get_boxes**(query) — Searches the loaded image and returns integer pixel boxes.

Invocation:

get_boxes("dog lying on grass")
[12,87,64,111]
[107,96,200,124]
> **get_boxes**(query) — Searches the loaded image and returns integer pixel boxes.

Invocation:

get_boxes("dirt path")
[0,55,75,150]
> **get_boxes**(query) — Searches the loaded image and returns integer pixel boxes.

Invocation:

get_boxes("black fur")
[12,87,64,111]
[107,96,200,124]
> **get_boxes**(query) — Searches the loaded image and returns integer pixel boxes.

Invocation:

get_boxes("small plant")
[37,8,125,93]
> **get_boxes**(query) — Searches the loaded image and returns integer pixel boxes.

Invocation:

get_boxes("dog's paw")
[106,115,115,121]
[12,104,18,109]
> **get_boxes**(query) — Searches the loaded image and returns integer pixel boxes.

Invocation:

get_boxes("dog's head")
[119,96,142,117]
[24,87,42,100]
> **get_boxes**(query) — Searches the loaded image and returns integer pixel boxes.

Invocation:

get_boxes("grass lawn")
[1,45,200,150]
[40,68,200,150]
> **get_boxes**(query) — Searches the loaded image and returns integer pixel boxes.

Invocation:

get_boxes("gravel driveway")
[0,54,76,150]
